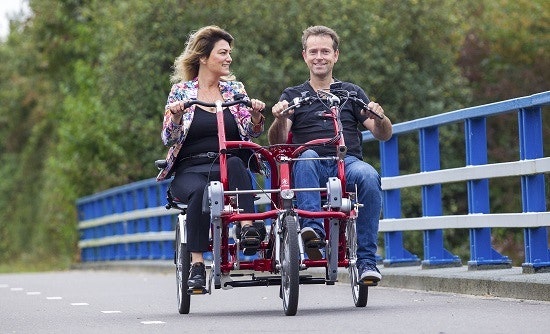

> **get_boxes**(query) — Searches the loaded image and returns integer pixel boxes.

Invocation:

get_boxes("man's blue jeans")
[293,149,382,266]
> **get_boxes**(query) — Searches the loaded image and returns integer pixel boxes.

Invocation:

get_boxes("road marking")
[101,310,122,314]
[71,302,89,306]
[26,291,41,295]
[0,284,8,288]
[141,321,165,325]
[47,296,63,300]
[10,287,23,291]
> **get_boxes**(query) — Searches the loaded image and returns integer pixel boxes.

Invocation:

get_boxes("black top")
[280,80,370,159]
[175,107,241,172]
[181,107,241,156]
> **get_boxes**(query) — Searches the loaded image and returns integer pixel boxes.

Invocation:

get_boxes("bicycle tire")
[175,224,191,314]
[280,215,300,316]
[346,219,368,307]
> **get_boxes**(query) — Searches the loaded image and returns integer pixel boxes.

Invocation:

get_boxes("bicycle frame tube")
[215,100,228,187]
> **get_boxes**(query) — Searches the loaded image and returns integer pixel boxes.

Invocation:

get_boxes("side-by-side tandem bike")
[156,89,379,316]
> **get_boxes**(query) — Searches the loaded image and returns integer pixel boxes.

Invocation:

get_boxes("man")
[268,25,392,284]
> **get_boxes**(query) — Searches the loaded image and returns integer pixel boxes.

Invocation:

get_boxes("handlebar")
[346,93,384,119]
[280,95,315,114]
[182,94,252,110]
[280,89,383,119]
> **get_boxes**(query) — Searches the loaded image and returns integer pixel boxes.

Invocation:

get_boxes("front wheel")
[175,224,191,314]
[280,215,300,316]
[346,219,368,307]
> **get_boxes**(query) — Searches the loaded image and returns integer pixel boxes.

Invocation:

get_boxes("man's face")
[302,35,339,78]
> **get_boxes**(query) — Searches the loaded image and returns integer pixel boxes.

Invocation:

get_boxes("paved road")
[1,270,550,333]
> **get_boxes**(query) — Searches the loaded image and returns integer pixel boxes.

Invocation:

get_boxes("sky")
[0,0,30,39]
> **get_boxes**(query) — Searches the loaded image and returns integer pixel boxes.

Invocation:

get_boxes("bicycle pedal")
[187,287,208,295]
[359,279,379,287]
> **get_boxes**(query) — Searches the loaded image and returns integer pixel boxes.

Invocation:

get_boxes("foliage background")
[0,0,548,271]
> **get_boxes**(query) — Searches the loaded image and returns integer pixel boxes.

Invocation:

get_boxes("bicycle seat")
[155,159,168,169]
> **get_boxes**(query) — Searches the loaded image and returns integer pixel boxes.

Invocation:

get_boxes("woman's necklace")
[198,87,222,113]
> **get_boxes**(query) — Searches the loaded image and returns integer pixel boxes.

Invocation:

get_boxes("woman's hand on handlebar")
[168,100,189,116]
[249,99,266,113]
[272,100,292,119]
[249,98,266,122]
[167,100,189,125]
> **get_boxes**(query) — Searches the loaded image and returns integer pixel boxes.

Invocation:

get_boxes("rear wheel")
[346,220,368,307]
[175,224,191,314]
[280,215,300,316]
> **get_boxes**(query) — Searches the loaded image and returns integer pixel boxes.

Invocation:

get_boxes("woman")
[157,26,266,289]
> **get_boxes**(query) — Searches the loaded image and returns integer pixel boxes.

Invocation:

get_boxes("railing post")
[77,200,93,261]
[160,181,175,260]
[465,117,511,270]
[125,192,137,259]
[419,127,461,268]
[132,189,148,259]
[147,184,162,260]
[113,193,126,260]
[380,136,420,267]
[518,106,550,273]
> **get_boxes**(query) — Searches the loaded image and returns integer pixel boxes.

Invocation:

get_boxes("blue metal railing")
[77,91,550,273]
[363,91,550,273]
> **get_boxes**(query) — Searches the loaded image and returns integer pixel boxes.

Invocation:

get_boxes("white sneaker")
[357,260,381,285]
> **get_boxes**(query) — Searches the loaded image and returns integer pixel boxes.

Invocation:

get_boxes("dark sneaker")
[300,227,326,260]
[240,224,261,256]
[187,262,206,289]
[357,260,381,286]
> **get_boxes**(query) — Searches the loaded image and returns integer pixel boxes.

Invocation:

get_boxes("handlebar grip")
[351,97,384,119]
[280,96,309,115]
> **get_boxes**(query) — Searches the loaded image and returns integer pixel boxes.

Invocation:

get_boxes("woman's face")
[202,39,232,77]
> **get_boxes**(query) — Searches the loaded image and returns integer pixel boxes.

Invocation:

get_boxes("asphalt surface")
[2,269,550,333]
[75,260,550,302]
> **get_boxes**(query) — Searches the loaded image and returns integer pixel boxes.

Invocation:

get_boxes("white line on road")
[71,302,89,306]
[141,321,166,325]
[26,291,41,295]
[10,287,23,291]
[47,296,63,300]
[0,284,8,288]
[101,310,122,314]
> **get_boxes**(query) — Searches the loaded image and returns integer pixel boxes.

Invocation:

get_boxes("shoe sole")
[187,286,208,295]
[359,273,381,286]
[359,277,380,286]
[301,229,325,260]
[241,237,261,256]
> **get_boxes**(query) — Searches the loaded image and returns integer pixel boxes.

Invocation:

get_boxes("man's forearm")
[373,116,393,141]
[268,118,289,144]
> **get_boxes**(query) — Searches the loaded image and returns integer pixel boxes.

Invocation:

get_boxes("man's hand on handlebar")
[362,101,386,122]
[272,100,293,119]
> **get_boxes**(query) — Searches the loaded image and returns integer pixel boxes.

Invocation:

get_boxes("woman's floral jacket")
[157,78,264,181]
